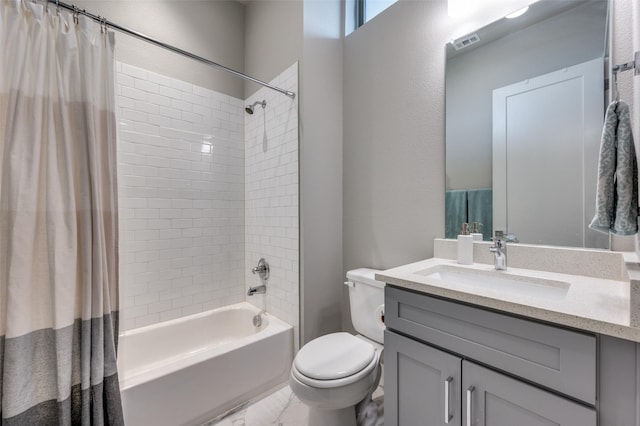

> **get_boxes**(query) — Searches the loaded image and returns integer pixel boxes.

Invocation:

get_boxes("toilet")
[289,268,385,426]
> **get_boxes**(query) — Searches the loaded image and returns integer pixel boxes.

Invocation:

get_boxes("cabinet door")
[462,361,596,426]
[385,330,462,426]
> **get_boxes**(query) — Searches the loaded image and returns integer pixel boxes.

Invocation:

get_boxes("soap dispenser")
[470,222,483,241]
[457,222,473,265]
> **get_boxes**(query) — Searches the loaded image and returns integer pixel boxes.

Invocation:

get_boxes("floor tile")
[209,384,384,426]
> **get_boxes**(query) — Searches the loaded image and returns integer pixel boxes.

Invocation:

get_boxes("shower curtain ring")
[55,0,59,16]
[73,5,78,24]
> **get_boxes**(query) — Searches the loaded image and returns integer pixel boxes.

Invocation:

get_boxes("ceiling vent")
[452,33,480,50]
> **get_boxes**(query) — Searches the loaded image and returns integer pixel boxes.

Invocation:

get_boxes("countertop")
[376,242,640,343]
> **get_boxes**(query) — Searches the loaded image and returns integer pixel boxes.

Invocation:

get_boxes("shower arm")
[44,0,296,100]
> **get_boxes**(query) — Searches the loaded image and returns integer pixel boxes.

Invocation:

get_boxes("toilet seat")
[295,332,375,380]
[292,333,380,389]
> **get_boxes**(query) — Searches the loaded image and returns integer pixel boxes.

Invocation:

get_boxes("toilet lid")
[294,332,376,380]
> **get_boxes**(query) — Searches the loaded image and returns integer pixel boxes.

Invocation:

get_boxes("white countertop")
[376,256,640,342]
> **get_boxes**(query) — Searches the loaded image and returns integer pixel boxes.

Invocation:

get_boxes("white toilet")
[289,268,385,426]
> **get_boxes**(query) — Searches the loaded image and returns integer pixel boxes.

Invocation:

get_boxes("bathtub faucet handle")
[251,258,270,281]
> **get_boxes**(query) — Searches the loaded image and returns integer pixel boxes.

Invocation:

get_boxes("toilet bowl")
[289,269,385,426]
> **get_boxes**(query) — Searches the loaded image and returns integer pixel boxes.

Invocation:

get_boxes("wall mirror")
[445,0,610,249]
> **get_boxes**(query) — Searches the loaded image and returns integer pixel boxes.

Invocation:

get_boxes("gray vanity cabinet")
[462,361,596,426]
[385,285,598,426]
[385,330,462,425]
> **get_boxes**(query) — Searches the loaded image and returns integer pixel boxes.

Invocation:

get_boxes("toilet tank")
[345,268,385,344]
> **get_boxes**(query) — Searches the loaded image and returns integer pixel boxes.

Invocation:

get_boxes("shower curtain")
[0,1,123,424]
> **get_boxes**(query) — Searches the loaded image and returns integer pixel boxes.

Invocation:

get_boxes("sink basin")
[416,265,570,300]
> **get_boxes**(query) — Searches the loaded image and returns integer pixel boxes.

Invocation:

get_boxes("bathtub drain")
[252,314,262,327]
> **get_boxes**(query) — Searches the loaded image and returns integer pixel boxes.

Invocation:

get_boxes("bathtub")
[117,302,293,426]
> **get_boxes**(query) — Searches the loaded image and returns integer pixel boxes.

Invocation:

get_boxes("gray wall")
[343,0,449,330]
[446,2,607,191]
[244,0,303,98]
[300,0,345,344]
[244,0,345,345]
[74,0,245,98]
[611,0,639,253]
[344,0,448,273]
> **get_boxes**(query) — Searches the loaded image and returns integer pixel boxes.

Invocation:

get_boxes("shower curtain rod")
[44,0,296,99]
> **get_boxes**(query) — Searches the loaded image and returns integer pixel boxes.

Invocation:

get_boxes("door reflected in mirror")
[445,0,609,248]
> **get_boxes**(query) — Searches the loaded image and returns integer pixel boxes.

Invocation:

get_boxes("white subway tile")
[147,219,171,230]
[181,92,202,106]
[160,308,183,321]
[120,108,148,123]
[118,96,136,110]
[117,73,135,88]
[171,295,194,309]
[121,63,147,80]
[134,100,160,115]
[118,62,297,332]
[158,106,182,119]
[121,175,147,187]
[148,198,172,209]
[182,304,204,316]
[159,209,182,219]
[182,111,203,124]
[134,292,159,305]
[171,78,193,94]
[147,70,172,87]
[192,85,212,98]
[147,93,172,108]
[135,78,159,94]
[122,86,148,102]
[171,119,193,132]
[171,98,192,112]
[148,113,172,127]
[171,218,193,229]
[159,229,181,240]
[135,230,160,241]
[148,300,172,314]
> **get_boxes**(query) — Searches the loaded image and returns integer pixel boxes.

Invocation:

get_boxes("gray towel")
[590,101,638,235]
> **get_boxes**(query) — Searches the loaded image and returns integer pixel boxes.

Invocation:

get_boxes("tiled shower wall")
[116,62,245,330]
[244,63,299,344]
[116,62,299,337]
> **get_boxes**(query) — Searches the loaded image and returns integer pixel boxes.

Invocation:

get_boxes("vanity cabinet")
[385,286,598,426]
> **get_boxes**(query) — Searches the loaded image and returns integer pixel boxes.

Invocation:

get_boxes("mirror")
[445,0,609,248]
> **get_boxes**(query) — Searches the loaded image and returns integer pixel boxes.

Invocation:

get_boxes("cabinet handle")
[444,376,453,424]
[466,386,475,426]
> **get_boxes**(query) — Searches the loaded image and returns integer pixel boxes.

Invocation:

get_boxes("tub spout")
[247,285,266,296]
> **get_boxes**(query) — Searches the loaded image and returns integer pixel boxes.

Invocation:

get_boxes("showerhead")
[245,100,266,115]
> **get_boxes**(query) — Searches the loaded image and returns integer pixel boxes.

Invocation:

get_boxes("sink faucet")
[247,285,266,296]
[490,238,507,270]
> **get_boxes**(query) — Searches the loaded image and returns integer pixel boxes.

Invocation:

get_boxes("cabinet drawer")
[385,286,596,404]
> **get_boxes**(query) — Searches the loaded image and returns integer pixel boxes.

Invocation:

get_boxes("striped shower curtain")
[0,1,123,424]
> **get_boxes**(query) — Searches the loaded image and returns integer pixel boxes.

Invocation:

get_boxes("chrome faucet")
[251,258,270,281]
[247,285,266,296]
[251,264,267,274]
[490,238,507,271]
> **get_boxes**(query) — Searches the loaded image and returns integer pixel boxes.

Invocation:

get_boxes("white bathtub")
[117,302,293,426]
